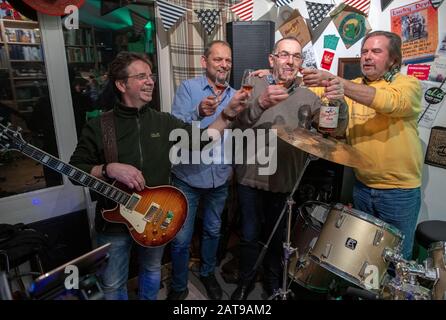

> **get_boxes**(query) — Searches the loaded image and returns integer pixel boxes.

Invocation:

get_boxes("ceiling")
[79,0,154,30]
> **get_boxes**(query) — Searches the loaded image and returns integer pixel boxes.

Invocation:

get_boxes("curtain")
[166,0,237,89]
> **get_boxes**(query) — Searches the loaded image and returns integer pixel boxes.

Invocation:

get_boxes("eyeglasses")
[126,73,157,82]
[273,51,302,62]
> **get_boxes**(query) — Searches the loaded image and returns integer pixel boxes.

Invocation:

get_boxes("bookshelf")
[63,25,112,76]
[0,18,47,123]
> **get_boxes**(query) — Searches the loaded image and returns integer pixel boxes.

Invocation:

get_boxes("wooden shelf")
[7,42,40,46]
[65,44,94,48]
[10,60,43,63]
[16,98,39,103]
[12,76,46,80]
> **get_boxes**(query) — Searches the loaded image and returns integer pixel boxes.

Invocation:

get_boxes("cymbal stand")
[251,154,318,300]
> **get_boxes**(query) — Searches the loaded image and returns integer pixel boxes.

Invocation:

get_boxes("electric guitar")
[0,123,188,247]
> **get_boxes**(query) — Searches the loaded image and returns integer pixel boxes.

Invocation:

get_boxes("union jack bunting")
[343,0,371,16]
[156,0,187,31]
[230,0,254,21]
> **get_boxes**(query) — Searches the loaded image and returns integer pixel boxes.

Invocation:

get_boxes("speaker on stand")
[226,21,275,89]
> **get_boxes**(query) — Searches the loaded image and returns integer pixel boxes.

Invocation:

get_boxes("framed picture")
[337,57,361,80]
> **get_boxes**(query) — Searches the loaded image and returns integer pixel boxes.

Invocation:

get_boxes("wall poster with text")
[391,0,438,64]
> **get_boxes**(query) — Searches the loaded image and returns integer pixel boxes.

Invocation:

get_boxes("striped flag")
[129,10,149,35]
[343,0,371,16]
[230,0,254,21]
[275,0,294,7]
[429,0,444,8]
[156,0,187,31]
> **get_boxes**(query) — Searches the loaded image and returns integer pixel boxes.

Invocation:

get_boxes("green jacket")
[69,102,192,232]
[70,102,191,187]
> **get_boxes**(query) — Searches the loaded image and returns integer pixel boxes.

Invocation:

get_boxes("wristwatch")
[102,163,112,181]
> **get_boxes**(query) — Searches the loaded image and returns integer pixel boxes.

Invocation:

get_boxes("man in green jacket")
[69,52,249,300]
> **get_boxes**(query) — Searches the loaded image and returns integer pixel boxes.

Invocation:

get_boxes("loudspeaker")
[226,21,275,89]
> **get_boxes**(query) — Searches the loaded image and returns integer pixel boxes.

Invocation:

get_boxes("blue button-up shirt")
[171,75,235,188]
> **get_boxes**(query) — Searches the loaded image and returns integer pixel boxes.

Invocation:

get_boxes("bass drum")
[288,201,334,292]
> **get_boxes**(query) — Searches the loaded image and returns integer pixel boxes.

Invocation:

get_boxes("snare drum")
[310,204,403,291]
[288,202,334,292]
[428,241,446,300]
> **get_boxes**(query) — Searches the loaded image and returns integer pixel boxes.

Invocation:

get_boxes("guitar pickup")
[160,211,174,230]
[144,203,160,222]
[125,193,141,211]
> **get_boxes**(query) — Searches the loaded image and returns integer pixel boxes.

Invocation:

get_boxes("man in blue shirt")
[168,40,235,300]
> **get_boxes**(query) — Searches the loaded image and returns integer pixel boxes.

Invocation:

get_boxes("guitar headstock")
[0,122,26,152]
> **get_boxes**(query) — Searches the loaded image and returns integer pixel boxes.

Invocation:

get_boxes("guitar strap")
[100,110,118,163]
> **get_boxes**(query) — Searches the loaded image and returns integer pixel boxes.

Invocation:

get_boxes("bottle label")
[319,105,339,129]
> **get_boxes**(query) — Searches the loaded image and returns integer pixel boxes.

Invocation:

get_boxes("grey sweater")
[233,76,348,193]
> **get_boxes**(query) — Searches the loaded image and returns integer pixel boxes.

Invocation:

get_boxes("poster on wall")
[391,0,438,64]
[425,126,446,170]
[429,57,446,82]
[418,81,445,128]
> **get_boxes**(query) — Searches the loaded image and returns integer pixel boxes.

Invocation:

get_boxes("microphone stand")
[251,153,318,300]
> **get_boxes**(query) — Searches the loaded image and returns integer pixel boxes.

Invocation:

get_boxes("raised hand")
[198,95,219,117]
[257,84,289,109]
[323,77,345,101]
[302,68,333,87]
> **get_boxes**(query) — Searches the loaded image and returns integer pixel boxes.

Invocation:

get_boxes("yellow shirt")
[345,74,423,189]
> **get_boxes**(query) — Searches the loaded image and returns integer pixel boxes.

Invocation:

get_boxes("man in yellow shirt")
[303,31,423,259]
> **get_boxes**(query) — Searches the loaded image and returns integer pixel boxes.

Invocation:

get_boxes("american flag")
[343,0,371,16]
[230,0,254,21]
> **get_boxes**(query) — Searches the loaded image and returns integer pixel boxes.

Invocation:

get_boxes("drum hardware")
[321,244,332,259]
[381,275,432,300]
[383,248,439,282]
[373,230,384,246]
[251,154,319,300]
[427,241,446,300]
[335,214,346,228]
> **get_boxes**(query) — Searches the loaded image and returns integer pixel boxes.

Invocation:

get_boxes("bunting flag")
[195,9,220,35]
[429,0,444,8]
[275,0,294,7]
[156,0,187,31]
[343,0,371,16]
[230,0,254,21]
[306,1,335,29]
[129,10,149,35]
[380,0,394,11]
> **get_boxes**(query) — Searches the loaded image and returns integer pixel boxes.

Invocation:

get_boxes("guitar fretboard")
[21,143,131,205]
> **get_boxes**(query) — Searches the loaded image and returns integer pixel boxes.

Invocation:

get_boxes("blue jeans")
[353,180,421,259]
[97,232,165,300]
[237,184,287,293]
[170,175,229,292]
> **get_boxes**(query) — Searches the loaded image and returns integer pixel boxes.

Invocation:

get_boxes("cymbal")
[273,125,374,169]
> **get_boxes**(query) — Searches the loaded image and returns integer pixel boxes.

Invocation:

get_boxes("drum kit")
[263,125,446,300]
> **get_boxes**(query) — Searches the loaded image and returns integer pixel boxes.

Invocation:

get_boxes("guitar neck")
[21,143,131,205]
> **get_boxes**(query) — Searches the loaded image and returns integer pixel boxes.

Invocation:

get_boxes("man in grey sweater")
[231,36,347,300]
